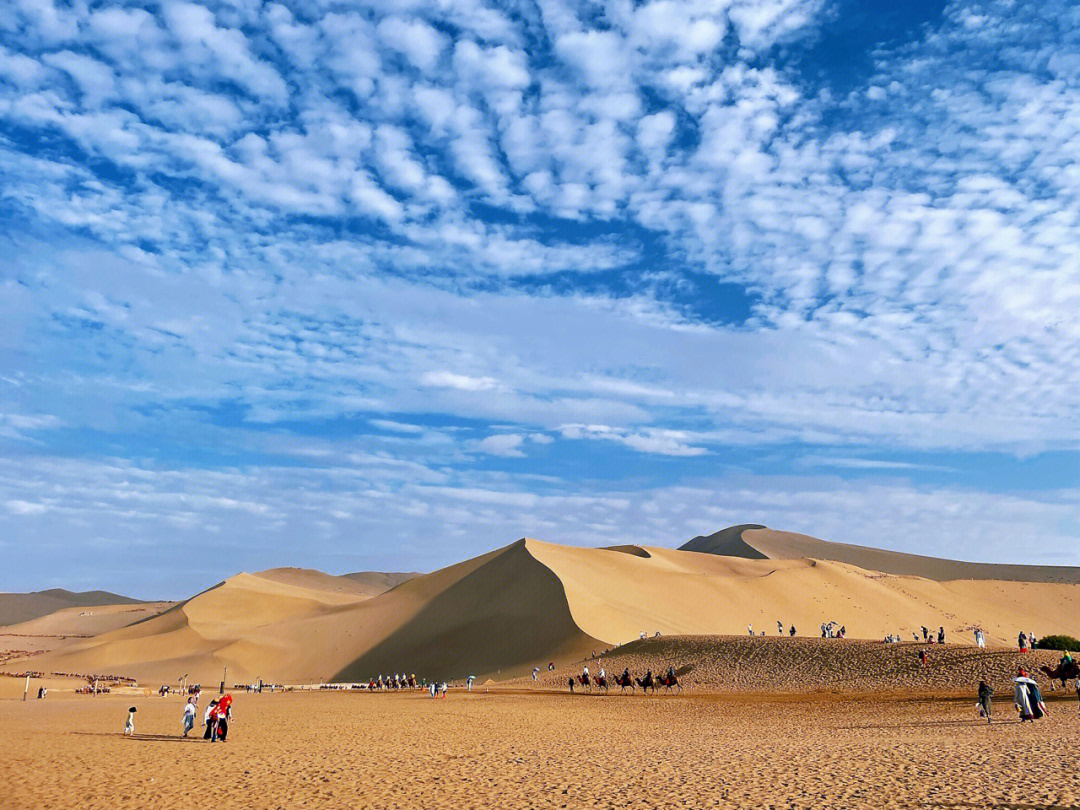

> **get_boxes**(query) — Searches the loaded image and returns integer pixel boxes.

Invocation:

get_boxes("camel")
[595,675,609,693]
[576,673,592,693]
[613,672,634,694]
[656,672,682,694]
[635,673,656,694]
[1040,661,1080,691]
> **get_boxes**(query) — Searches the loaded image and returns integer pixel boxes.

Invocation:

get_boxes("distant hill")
[681,526,1080,584]
[0,589,146,627]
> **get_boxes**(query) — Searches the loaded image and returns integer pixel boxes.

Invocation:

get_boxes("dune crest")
[683,525,1080,583]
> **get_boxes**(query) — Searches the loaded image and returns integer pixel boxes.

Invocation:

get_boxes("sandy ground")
[3,689,1079,809]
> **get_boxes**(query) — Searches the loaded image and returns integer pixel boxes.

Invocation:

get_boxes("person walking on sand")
[977,681,993,724]
[747,624,753,636]
[921,626,928,642]
[532,667,539,681]
[124,706,137,736]
[789,625,796,637]
[777,620,784,636]
[203,699,219,740]
[919,649,927,667]
[182,697,196,737]
[215,694,232,741]
[1018,631,1028,652]
[466,675,475,692]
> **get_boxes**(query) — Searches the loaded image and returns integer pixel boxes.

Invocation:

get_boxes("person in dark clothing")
[977,681,993,724]
[789,625,796,637]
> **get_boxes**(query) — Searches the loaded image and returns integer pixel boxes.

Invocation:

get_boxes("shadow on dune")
[333,540,598,682]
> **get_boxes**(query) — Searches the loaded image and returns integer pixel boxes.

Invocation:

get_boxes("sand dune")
[525,635,1067,695]
[20,541,596,685]
[342,571,417,592]
[1,602,174,648]
[10,533,1079,687]
[0,588,147,627]
[683,525,1080,583]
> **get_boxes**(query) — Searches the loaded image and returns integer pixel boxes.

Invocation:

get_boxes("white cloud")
[476,433,525,457]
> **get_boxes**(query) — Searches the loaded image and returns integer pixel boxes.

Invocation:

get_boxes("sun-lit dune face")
[687,526,1080,584]
[523,539,1080,649]
[1,602,175,640]
[12,535,1080,686]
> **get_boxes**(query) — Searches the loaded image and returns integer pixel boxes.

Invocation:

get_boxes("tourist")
[1018,632,1028,653]
[921,626,928,641]
[466,675,475,692]
[429,682,437,698]
[919,649,927,667]
[439,681,448,698]
[124,706,136,736]
[938,626,945,644]
[216,694,232,741]
[1030,632,1038,650]
[1014,671,1046,721]
[747,624,753,636]
[182,698,196,737]
[977,681,993,724]
[789,625,796,637]
[777,620,784,635]
[203,699,219,740]
[532,667,539,681]
[597,664,606,682]
[821,623,826,638]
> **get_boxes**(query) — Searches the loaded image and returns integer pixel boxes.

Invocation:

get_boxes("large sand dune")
[0,588,147,627]
[683,525,1080,583]
[11,533,1080,687]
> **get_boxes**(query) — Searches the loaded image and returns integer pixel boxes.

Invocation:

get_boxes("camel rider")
[597,666,605,681]
[1061,650,1073,668]
[621,667,630,683]
[667,665,675,681]
[582,664,589,680]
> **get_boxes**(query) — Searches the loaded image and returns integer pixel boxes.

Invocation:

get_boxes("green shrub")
[1036,634,1080,652]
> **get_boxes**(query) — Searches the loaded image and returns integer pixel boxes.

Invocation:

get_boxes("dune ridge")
[683,526,1080,583]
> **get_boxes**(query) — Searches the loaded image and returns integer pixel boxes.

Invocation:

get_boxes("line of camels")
[569,670,681,694]
[564,662,1079,698]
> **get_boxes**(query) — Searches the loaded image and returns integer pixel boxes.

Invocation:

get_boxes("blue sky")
[2,0,1078,598]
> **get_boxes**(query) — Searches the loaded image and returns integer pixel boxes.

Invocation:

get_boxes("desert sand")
[11,535,1080,686]
[2,688,1078,810]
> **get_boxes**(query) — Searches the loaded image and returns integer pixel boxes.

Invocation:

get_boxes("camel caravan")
[570,665,683,695]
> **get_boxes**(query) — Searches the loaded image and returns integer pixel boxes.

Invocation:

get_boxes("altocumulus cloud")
[1,0,1078,593]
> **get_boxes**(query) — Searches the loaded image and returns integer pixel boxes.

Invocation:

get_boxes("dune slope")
[683,526,1080,583]
[0,589,147,627]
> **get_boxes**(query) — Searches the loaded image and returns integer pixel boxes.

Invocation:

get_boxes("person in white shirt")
[182,698,196,737]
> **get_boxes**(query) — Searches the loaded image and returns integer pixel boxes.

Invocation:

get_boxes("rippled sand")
[3,689,1079,809]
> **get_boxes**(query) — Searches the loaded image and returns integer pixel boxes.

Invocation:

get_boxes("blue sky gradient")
[2,0,1078,597]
